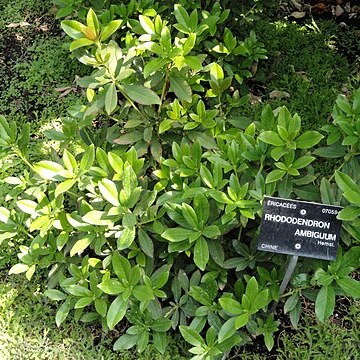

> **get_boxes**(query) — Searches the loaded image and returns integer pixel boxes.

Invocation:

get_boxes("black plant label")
[258,196,342,260]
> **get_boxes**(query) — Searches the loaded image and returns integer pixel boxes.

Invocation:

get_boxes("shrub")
[2,2,360,359]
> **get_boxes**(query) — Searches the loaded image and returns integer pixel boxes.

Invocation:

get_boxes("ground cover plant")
[0,0,360,359]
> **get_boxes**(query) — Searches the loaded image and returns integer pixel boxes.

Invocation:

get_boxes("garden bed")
[0,1,359,359]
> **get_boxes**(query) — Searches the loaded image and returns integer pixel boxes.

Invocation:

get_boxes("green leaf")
[219,297,242,315]
[218,317,236,343]
[289,302,301,329]
[86,8,100,36]
[189,286,212,306]
[34,161,66,180]
[55,179,76,198]
[337,207,360,221]
[245,277,259,301]
[335,171,360,194]
[80,144,95,172]
[162,228,197,242]
[320,178,335,204]
[264,332,275,351]
[0,207,11,224]
[138,330,149,353]
[95,298,107,317]
[342,135,358,146]
[112,252,131,280]
[133,285,154,301]
[169,75,192,102]
[97,279,123,295]
[260,104,275,130]
[63,285,91,297]
[56,6,73,19]
[184,56,203,71]
[182,203,198,229]
[292,156,315,169]
[61,20,85,39]
[113,334,138,351]
[108,152,123,174]
[336,277,360,298]
[179,326,204,347]
[210,63,224,82]
[3,177,22,185]
[82,210,113,226]
[313,144,346,158]
[193,237,209,271]
[251,289,269,312]
[44,289,67,301]
[341,247,360,269]
[139,15,155,34]
[0,115,12,144]
[202,225,220,239]
[258,131,285,146]
[336,95,352,114]
[149,317,172,332]
[315,285,335,322]
[143,58,167,79]
[208,190,232,204]
[105,83,118,115]
[288,114,301,139]
[265,169,286,184]
[29,215,53,233]
[56,300,71,327]
[353,88,360,112]
[70,234,94,257]
[200,165,214,188]
[193,193,210,226]
[117,227,135,250]
[234,313,250,329]
[100,20,122,42]
[16,199,37,215]
[98,179,120,206]
[138,229,154,258]
[74,297,93,309]
[174,5,190,29]
[183,33,196,55]
[284,293,299,314]
[63,150,76,174]
[9,263,29,275]
[113,131,143,145]
[188,132,218,150]
[70,38,95,51]
[150,138,162,162]
[153,332,169,354]
[296,131,324,149]
[122,85,161,105]
[17,123,30,152]
[343,190,360,206]
[107,295,127,330]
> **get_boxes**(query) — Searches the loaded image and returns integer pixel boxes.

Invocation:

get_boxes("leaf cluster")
[2,1,360,359]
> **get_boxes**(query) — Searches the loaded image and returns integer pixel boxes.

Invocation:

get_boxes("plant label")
[257,196,342,260]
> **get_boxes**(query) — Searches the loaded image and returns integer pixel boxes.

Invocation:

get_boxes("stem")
[158,68,170,115]
[280,285,311,299]
[14,148,35,171]
[119,86,147,121]
[328,147,360,182]
[19,226,34,239]
[328,160,346,182]
[237,226,242,241]
[218,96,223,117]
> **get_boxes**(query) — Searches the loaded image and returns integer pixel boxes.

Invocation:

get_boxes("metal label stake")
[270,254,299,313]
